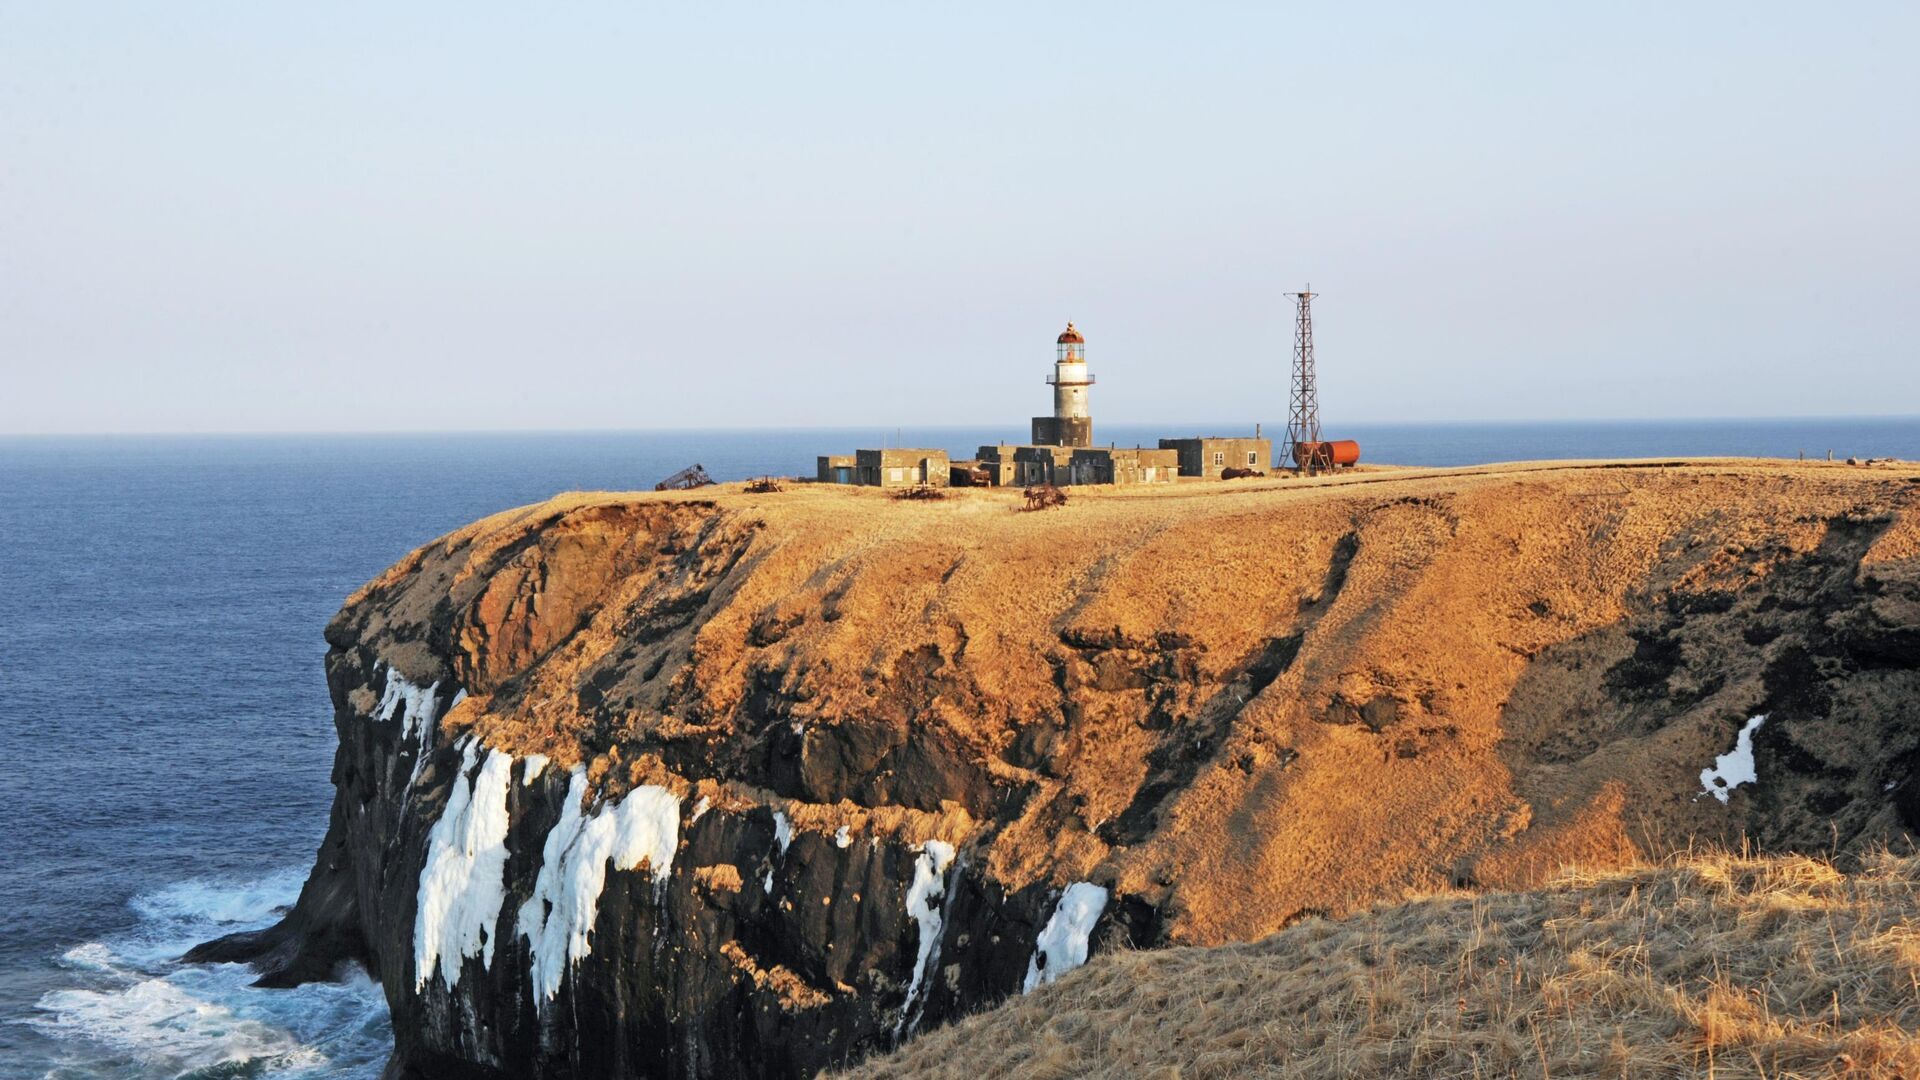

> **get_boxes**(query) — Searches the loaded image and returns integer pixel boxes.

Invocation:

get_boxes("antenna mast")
[1284,286,1330,473]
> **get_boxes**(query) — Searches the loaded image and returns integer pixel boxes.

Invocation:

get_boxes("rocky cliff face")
[193,462,1920,1078]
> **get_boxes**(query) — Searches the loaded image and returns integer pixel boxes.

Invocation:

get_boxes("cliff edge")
[193,459,1920,1078]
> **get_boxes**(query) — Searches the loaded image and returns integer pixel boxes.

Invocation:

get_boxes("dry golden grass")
[340,459,1920,946]
[839,851,1920,1080]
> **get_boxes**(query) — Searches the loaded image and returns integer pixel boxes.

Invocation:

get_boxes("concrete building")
[854,448,950,488]
[1031,322,1094,448]
[1159,436,1273,480]
[1069,446,1179,486]
[816,455,856,484]
[977,443,1076,486]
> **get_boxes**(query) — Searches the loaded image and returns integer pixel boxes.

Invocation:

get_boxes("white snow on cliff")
[1023,882,1108,993]
[773,811,793,855]
[896,840,956,1036]
[371,663,464,795]
[1700,714,1767,803]
[413,739,516,991]
[520,754,548,787]
[518,769,682,1005]
[375,665,442,741]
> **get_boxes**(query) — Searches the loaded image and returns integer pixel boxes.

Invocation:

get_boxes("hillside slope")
[193,459,1920,1077]
[840,851,1920,1080]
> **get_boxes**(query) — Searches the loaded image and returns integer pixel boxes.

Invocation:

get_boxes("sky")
[1,3,1915,435]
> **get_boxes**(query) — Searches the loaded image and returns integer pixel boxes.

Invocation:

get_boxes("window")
[1212,451,1224,466]
[1247,451,1258,465]
[889,467,904,483]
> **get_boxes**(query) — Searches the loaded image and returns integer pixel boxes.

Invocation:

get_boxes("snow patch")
[834,825,852,849]
[773,811,793,855]
[521,754,549,787]
[370,662,464,795]
[414,739,516,991]
[517,770,683,1005]
[375,664,443,741]
[896,840,957,1036]
[692,796,711,821]
[1023,882,1108,992]
[1700,714,1767,803]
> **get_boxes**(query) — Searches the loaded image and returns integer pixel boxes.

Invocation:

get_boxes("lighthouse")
[1031,322,1095,447]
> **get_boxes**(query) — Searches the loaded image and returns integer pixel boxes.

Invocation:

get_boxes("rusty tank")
[1293,440,1362,469]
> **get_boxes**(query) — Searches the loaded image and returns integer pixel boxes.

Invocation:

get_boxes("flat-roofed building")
[976,444,1076,486]
[1068,446,1179,486]
[1159,436,1273,480]
[816,455,856,484]
[854,448,950,488]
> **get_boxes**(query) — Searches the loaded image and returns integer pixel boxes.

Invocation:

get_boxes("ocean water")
[3,418,1917,1079]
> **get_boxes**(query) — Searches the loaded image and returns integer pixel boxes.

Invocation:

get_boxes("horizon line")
[4,413,1920,440]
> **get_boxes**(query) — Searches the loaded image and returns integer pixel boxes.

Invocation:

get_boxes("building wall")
[1051,359,1091,419]
[1006,445,1076,486]
[1031,416,1093,448]
[853,448,951,488]
[973,447,1022,487]
[816,455,856,484]
[1158,438,1274,480]
[1068,448,1179,486]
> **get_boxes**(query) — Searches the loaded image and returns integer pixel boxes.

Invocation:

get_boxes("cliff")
[191,459,1920,1078]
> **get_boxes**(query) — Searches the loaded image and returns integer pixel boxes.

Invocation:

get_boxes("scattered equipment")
[1220,466,1266,480]
[655,464,715,491]
[1023,484,1068,511]
[744,476,784,493]
[894,483,947,501]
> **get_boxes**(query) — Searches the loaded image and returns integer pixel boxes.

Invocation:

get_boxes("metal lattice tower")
[1284,287,1330,473]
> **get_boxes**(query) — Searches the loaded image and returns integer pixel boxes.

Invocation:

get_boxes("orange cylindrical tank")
[1294,440,1362,467]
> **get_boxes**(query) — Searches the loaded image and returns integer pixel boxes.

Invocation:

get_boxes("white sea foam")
[30,870,391,1079]
[414,739,516,991]
[1023,882,1108,992]
[1701,714,1767,803]
[517,770,682,1005]
[34,976,318,1071]
[896,839,956,1036]
[128,868,305,934]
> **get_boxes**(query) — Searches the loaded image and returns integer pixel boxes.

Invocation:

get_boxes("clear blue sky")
[2,3,1914,434]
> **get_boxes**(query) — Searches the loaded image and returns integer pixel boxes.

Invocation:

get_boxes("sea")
[3,418,1917,1079]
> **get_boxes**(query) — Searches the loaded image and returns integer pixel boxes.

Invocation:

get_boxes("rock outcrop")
[193,461,1920,1078]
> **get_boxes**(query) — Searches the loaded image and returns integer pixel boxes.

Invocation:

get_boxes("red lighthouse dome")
[1056,322,1084,345]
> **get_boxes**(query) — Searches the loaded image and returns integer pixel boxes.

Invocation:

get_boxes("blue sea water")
[2,418,1917,1079]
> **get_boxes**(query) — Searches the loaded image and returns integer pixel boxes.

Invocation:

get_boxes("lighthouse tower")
[1031,322,1095,447]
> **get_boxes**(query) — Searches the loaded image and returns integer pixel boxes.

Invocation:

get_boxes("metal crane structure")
[1283,287,1332,474]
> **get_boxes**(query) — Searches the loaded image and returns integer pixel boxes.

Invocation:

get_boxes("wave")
[25,870,391,1079]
